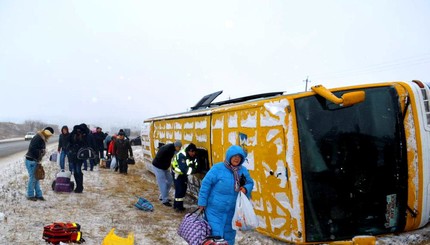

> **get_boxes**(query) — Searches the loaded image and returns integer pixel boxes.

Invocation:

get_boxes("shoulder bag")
[35,163,45,180]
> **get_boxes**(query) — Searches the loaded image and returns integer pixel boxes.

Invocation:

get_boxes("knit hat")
[174,140,182,148]
[43,127,54,136]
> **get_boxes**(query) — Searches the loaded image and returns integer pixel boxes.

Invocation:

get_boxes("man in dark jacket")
[114,130,133,174]
[68,123,96,193]
[25,127,54,201]
[57,125,71,171]
[93,127,106,159]
[152,140,182,206]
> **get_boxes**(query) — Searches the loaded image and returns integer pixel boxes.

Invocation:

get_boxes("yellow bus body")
[142,81,430,244]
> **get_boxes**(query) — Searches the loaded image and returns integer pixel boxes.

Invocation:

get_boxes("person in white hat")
[24,126,54,201]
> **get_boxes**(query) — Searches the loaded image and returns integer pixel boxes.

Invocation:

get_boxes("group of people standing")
[25,126,253,244]
[25,124,133,200]
[152,141,254,245]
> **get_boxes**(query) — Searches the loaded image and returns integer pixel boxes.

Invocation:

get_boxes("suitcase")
[51,171,74,192]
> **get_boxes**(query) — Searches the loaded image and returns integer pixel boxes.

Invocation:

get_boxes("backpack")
[134,196,154,212]
[77,147,97,160]
[42,222,85,244]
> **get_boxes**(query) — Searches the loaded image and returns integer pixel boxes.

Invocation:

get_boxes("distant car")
[24,132,36,141]
[130,136,141,146]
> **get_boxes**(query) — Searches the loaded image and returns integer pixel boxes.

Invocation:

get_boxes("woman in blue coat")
[198,145,254,245]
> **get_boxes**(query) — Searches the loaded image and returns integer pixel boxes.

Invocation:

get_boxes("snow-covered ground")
[0,143,430,244]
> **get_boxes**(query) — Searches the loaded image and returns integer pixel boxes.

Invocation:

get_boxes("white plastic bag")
[57,151,61,166]
[232,192,258,231]
[110,156,117,170]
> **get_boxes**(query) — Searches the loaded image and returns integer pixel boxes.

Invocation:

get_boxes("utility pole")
[303,76,311,91]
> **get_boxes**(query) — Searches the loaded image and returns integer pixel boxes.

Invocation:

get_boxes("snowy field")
[0,143,430,244]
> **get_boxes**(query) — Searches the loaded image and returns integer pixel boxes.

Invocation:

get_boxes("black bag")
[126,157,135,165]
[35,164,45,180]
[77,147,97,160]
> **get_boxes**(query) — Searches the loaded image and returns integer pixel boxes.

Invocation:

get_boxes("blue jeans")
[83,159,94,171]
[153,166,173,203]
[25,159,43,198]
[59,150,69,171]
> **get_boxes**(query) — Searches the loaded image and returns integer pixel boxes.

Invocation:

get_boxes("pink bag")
[177,208,211,245]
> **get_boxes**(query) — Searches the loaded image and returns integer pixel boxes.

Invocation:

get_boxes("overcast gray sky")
[1,0,430,132]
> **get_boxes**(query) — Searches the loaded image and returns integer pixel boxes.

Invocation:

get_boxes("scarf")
[224,160,241,192]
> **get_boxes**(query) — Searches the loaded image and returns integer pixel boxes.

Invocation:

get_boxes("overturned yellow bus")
[141,80,430,244]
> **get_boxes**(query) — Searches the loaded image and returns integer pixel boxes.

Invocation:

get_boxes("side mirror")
[311,85,365,107]
[341,91,365,107]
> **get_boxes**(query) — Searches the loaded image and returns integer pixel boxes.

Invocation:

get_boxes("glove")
[240,174,246,187]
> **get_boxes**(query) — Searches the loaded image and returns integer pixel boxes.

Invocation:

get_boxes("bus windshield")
[295,86,408,242]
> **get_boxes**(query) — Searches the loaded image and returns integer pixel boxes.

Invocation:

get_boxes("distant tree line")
[24,120,59,133]
[0,120,59,139]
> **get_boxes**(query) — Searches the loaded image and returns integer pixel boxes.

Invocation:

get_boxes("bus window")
[195,148,209,174]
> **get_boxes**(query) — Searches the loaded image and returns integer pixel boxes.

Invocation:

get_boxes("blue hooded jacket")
[197,145,254,245]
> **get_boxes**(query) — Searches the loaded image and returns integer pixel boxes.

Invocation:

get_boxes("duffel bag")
[42,222,85,244]
[177,208,211,245]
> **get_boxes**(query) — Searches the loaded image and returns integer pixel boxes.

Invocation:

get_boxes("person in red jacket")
[107,135,116,157]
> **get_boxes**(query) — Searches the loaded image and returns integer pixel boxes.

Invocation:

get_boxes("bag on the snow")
[177,208,211,245]
[42,222,85,244]
[102,228,134,245]
[100,158,107,168]
[49,152,58,162]
[134,196,154,212]
[126,157,135,165]
[232,192,258,231]
[51,170,74,193]
[110,156,117,170]
[77,147,97,160]
[35,163,45,180]
[201,236,229,245]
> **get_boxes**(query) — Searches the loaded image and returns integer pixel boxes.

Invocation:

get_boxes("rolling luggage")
[51,170,75,192]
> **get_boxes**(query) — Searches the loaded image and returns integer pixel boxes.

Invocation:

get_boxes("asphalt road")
[0,138,58,158]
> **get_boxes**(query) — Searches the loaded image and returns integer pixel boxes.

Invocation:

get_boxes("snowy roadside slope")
[0,144,429,244]
[0,145,187,244]
[0,145,281,244]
